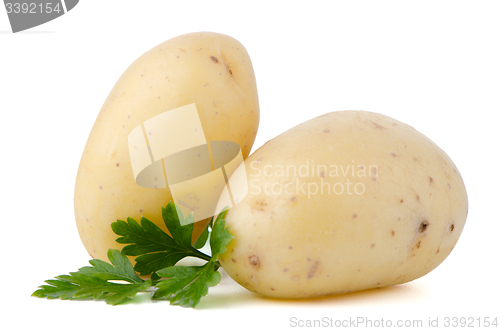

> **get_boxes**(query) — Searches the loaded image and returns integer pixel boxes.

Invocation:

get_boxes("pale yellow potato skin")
[219,111,467,298]
[75,32,259,262]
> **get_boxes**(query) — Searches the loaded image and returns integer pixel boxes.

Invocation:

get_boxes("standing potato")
[75,32,259,262]
[219,111,467,298]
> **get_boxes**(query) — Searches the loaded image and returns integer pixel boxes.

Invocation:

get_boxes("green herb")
[111,202,213,277]
[33,202,232,308]
[32,249,152,305]
[153,209,232,307]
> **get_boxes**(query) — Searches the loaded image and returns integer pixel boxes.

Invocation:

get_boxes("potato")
[219,110,467,298]
[74,32,259,262]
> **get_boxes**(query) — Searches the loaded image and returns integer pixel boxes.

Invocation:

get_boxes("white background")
[1,1,499,330]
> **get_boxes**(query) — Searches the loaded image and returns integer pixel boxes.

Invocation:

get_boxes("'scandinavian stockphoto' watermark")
[249,160,379,198]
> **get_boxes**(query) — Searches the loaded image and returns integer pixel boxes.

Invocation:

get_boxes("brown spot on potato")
[307,261,319,279]
[257,157,263,162]
[116,162,120,167]
[210,56,218,63]
[139,209,143,213]
[390,152,398,157]
[400,199,404,203]
[416,241,421,248]
[448,183,451,189]
[99,185,102,190]
[429,177,433,185]
[290,196,297,202]
[248,255,260,269]
[371,243,376,248]
[231,258,237,263]
[391,230,395,237]
[351,213,358,219]
[416,195,420,202]
[288,246,293,250]
[449,223,455,232]
[323,129,330,133]
[419,221,429,233]
[283,268,288,272]
[270,287,275,291]
[320,171,326,178]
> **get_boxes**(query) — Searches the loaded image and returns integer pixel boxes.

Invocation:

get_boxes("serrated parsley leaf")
[32,250,152,305]
[153,209,232,308]
[78,249,144,283]
[153,263,220,308]
[111,201,212,276]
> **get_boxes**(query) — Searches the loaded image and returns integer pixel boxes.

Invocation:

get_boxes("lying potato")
[219,110,467,298]
[74,32,259,262]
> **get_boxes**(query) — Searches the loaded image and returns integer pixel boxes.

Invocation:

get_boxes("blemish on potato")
[400,199,404,203]
[391,230,395,237]
[248,255,260,269]
[288,246,293,250]
[307,261,319,279]
[99,185,102,190]
[116,162,120,167]
[270,287,275,291]
[290,196,297,202]
[351,213,358,219]
[250,274,259,284]
[283,268,288,272]
[429,177,434,185]
[448,183,451,189]
[257,157,263,162]
[416,195,420,202]
[449,223,455,232]
[139,209,143,213]
[419,220,429,233]
[390,152,398,157]
[372,122,384,129]
[416,241,421,249]
[323,129,330,133]
[371,243,376,248]
[231,258,237,263]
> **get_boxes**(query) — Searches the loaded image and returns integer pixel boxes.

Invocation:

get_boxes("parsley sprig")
[33,202,232,308]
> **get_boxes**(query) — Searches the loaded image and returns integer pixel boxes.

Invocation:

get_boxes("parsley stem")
[191,250,212,262]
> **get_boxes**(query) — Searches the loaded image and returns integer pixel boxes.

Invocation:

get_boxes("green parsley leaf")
[111,201,212,276]
[33,203,233,308]
[78,249,144,283]
[32,249,152,305]
[153,208,232,308]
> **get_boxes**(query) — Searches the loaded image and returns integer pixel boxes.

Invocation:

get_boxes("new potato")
[219,111,467,298]
[74,32,259,262]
